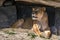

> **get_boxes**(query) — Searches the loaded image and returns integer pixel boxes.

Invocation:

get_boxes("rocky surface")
[0,5,17,28]
[0,28,59,40]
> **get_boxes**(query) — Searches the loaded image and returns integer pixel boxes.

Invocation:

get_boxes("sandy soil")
[0,28,59,40]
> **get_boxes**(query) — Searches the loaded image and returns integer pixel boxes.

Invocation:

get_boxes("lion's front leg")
[32,24,51,38]
[32,24,42,36]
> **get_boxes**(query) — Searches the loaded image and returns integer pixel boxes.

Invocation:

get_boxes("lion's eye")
[32,10,38,14]
[35,11,38,13]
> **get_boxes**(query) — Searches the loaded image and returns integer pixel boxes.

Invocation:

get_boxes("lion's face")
[32,7,51,38]
[32,7,46,21]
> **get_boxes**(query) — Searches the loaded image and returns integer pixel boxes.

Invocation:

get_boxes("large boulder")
[15,0,60,8]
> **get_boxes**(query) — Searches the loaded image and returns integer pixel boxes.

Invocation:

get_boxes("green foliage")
[4,30,16,35]
[28,33,37,39]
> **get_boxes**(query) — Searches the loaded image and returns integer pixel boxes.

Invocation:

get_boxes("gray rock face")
[47,7,60,35]
[55,8,60,35]
[0,6,17,28]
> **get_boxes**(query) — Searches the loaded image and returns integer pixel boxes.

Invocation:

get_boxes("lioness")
[32,7,51,38]
[11,17,32,29]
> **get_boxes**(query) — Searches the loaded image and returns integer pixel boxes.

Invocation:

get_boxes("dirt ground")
[0,28,59,40]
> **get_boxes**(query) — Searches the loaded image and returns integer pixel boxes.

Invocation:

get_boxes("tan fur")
[32,24,42,36]
[39,30,51,38]
[44,30,51,38]
[11,18,32,29]
[32,7,51,38]
[11,19,24,28]
[11,7,51,38]
[22,18,32,29]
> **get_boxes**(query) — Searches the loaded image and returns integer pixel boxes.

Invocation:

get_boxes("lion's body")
[11,18,32,29]
[11,7,51,38]
[32,7,51,38]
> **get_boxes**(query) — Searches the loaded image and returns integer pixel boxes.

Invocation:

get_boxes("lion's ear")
[41,7,46,11]
[32,8,35,11]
